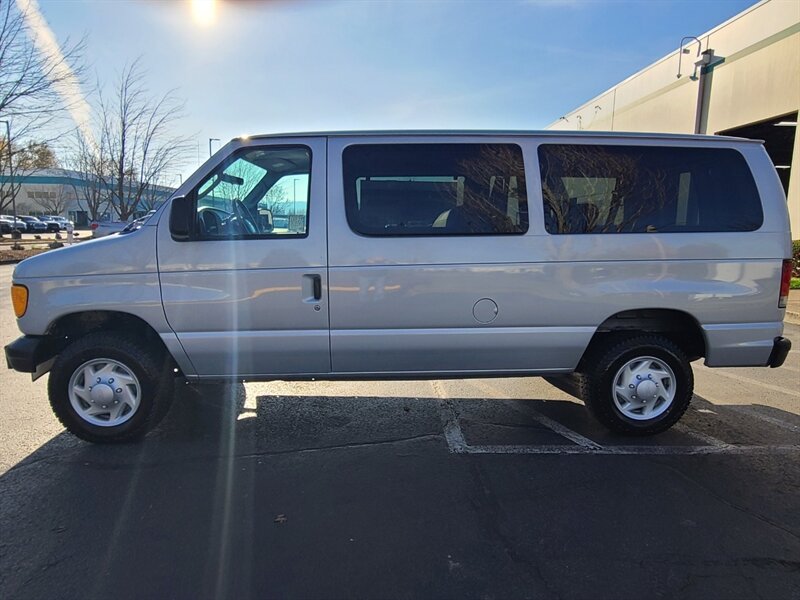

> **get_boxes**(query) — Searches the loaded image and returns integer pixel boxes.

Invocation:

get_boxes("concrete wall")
[548,0,800,239]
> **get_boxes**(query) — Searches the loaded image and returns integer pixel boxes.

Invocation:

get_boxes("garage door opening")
[718,112,797,197]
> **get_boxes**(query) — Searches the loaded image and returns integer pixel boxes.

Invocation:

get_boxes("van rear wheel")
[48,332,174,443]
[580,335,693,435]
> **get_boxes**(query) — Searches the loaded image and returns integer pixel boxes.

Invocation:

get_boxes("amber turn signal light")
[11,284,28,318]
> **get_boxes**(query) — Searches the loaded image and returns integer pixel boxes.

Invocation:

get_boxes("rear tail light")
[779,259,792,308]
[90,222,98,230]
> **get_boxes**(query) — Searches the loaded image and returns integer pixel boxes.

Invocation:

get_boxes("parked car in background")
[0,215,28,232]
[92,211,156,238]
[40,215,73,231]
[37,217,61,233]
[91,220,128,238]
[120,210,157,234]
[19,216,48,233]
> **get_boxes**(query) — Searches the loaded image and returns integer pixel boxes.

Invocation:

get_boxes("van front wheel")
[580,335,693,435]
[48,332,173,443]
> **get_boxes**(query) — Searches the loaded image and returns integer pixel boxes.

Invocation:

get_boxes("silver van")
[5,131,793,443]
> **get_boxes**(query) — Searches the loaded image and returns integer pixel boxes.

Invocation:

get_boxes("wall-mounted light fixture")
[677,36,702,80]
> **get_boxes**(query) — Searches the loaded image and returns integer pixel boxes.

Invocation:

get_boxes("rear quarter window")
[538,144,763,234]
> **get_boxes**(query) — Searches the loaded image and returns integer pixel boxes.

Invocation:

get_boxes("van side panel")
[327,135,788,374]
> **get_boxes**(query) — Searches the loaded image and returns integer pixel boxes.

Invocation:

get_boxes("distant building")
[0,168,175,226]
[548,0,799,238]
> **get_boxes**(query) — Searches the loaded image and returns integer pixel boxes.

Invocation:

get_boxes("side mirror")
[169,196,192,241]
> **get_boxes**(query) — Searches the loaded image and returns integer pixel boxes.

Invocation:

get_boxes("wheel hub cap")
[636,379,657,399]
[89,383,115,405]
[68,358,141,427]
[611,356,677,421]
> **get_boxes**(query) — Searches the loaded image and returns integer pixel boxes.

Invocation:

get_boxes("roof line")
[238,130,762,143]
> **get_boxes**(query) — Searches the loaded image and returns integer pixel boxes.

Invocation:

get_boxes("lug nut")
[109,378,114,384]
[116,388,122,394]
[96,377,101,383]
[102,405,107,409]
[629,384,635,389]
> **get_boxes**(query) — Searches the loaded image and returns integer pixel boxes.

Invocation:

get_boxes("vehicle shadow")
[1,383,799,600]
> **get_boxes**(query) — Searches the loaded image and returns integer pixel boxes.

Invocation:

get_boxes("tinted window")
[343,143,528,236]
[538,144,763,234]
[193,146,310,239]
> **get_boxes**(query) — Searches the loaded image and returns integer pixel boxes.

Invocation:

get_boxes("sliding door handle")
[312,275,322,301]
[302,274,323,303]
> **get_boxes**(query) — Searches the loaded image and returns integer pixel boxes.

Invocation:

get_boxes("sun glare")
[191,0,216,27]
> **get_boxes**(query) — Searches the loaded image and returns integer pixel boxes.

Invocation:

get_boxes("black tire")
[579,334,693,436]
[48,331,174,443]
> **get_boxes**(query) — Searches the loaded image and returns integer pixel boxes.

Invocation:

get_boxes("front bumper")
[768,336,791,368]
[5,335,65,380]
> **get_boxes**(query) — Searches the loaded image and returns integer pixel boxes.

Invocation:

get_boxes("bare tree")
[98,60,191,221]
[138,175,172,212]
[65,129,111,222]
[260,183,292,216]
[31,186,67,214]
[0,0,85,214]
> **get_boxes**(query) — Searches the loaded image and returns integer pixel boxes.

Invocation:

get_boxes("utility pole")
[0,120,21,244]
[208,137,220,158]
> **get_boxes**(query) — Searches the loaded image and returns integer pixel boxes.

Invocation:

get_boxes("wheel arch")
[46,310,177,370]
[579,308,707,370]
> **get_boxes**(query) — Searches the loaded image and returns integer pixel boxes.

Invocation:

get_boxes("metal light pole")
[208,137,220,158]
[0,119,20,240]
[293,178,297,216]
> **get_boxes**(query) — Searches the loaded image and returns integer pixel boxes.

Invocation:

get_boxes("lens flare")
[191,0,216,27]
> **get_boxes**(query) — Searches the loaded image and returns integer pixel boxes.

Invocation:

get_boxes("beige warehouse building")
[547,0,799,238]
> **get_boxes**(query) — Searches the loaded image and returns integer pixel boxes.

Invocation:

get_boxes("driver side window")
[194,145,311,239]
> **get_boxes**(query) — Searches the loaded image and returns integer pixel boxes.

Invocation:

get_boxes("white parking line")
[524,410,603,450]
[723,405,800,433]
[437,399,800,456]
[460,443,800,456]
[691,396,800,433]
[674,422,730,448]
[699,368,800,398]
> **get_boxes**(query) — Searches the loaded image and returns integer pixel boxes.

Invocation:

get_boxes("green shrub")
[794,240,800,278]
[792,278,800,290]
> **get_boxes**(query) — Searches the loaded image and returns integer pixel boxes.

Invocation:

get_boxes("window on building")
[538,144,763,234]
[343,143,528,236]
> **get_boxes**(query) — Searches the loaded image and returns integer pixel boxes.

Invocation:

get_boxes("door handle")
[312,275,322,301]
[303,274,322,302]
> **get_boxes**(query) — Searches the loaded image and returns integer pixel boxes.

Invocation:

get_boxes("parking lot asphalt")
[1,263,799,600]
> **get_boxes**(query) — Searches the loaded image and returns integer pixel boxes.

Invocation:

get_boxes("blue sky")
[40,0,757,175]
